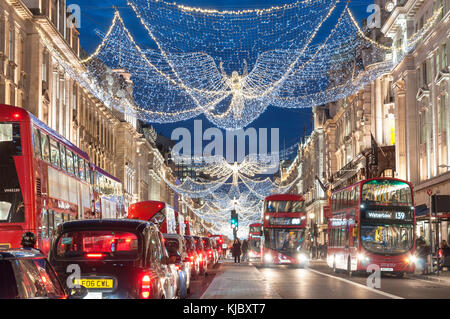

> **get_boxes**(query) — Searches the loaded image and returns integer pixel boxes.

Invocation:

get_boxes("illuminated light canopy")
[83,0,397,130]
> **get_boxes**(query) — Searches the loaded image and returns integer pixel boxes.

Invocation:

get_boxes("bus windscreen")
[265,201,305,213]
[361,180,413,206]
[0,123,24,224]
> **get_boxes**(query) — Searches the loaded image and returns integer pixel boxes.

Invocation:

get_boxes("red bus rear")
[261,194,309,266]
[0,104,92,254]
[327,178,416,276]
[127,201,177,234]
[248,223,262,259]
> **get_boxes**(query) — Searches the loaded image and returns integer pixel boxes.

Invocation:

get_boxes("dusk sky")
[68,0,374,156]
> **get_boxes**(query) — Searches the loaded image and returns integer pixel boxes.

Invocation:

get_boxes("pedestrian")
[232,239,242,264]
[242,240,249,262]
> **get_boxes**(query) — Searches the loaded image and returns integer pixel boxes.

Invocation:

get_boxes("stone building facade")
[382,0,450,244]
[0,0,197,221]
[298,0,450,246]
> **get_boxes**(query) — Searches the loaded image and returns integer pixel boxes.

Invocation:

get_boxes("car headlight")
[297,253,308,263]
[410,255,417,263]
[264,253,272,263]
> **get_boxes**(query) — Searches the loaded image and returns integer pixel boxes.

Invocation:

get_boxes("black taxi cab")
[48,219,177,299]
[0,249,67,299]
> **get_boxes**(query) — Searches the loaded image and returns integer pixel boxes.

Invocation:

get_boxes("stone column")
[26,32,42,117]
[394,79,407,179]
[404,68,419,184]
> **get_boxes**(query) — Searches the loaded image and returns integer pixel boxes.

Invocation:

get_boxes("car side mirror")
[68,286,88,299]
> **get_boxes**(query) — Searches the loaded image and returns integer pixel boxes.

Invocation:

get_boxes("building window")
[442,42,447,70]
[438,95,447,135]
[72,85,77,120]
[8,28,14,62]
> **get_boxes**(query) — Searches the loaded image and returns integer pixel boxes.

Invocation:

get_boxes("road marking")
[307,268,404,299]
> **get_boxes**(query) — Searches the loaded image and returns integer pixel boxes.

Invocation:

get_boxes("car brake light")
[140,274,152,299]
[86,253,104,259]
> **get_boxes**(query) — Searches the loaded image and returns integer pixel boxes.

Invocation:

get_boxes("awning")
[415,204,450,221]
[415,204,429,217]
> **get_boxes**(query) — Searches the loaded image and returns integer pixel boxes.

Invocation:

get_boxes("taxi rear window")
[55,231,139,260]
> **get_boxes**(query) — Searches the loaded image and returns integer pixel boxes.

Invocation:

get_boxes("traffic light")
[231,210,239,229]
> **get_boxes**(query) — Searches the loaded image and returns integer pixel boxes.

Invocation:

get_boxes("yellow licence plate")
[74,279,114,289]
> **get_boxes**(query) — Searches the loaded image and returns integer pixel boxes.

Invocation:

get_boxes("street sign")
[431,195,450,213]
[427,189,433,196]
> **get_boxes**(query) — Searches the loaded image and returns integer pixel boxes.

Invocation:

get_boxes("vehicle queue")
[0,201,223,299]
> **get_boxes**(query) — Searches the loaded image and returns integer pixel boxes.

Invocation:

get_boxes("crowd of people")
[230,238,249,263]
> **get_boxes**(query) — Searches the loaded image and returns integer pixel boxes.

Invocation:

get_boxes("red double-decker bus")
[248,223,262,259]
[127,201,177,234]
[327,178,416,277]
[0,105,92,254]
[261,194,309,266]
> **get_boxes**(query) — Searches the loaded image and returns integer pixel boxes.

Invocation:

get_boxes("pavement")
[407,270,450,285]
[200,259,450,299]
[200,260,282,299]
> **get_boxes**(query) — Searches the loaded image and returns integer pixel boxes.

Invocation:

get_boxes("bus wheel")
[396,272,405,278]
[347,258,353,277]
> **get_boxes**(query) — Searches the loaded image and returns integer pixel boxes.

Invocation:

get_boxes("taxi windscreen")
[55,231,139,259]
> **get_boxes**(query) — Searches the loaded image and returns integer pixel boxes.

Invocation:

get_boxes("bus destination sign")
[364,211,412,221]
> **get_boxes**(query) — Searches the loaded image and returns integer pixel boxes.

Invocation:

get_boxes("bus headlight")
[406,255,417,264]
[357,253,370,263]
[264,253,272,263]
[297,253,308,263]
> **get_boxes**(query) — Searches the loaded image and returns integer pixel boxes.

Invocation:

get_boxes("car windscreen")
[184,238,194,251]
[55,230,140,260]
[164,238,179,255]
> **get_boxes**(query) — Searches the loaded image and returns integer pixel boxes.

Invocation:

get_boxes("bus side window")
[59,144,66,171]
[41,210,49,238]
[73,153,79,178]
[48,211,55,238]
[33,127,41,159]
[54,212,63,230]
[49,138,60,167]
[40,132,50,162]
[78,158,85,181]
[66,149,74,175]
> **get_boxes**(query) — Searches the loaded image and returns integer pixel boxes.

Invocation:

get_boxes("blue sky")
[68,0,374,156]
